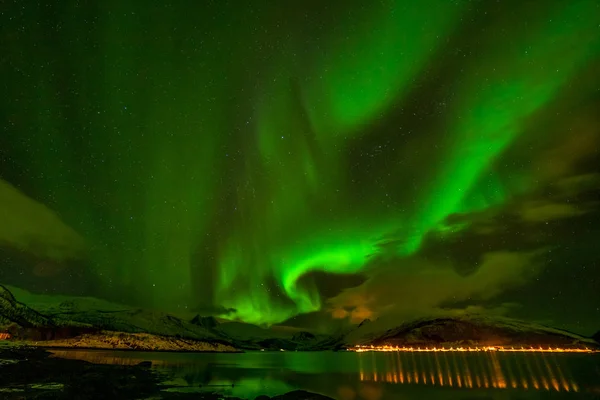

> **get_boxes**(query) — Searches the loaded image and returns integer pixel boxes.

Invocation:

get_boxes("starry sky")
[1,0,599,335]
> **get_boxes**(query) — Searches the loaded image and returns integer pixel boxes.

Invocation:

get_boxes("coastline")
[0,345,335,400]
[14,330,242,353]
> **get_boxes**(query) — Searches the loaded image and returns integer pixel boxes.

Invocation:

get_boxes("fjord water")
[50,350,600,399]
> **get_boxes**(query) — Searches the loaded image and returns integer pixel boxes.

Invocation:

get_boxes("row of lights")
[348,345,599,353]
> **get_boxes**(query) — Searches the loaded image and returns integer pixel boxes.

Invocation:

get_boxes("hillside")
[0,285,336,351]
[345,315,600,349]
[3,285,598,352]
[0,285,237,351]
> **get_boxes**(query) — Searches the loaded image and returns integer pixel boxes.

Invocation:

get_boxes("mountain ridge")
[2,285,598,351]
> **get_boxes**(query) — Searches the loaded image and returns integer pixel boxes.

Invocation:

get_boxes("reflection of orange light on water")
[511,353,528,389]
[460,355,472,388]
[434,353,444,386]
[531,353,550,391]
[541,356,560,391]
[503,354,517,388]
[489,363,497,388]
[427,355,435,385]
[550,354,570,391]
[396,353,405,384]
[355,349,584,393]
[523,355,539,389]
[337,386,356,400]
[409,352,417,384]
[451,355,461,388]
[359,384,383,400]
[541,373,550,389]
[442,354,453,387]
[473,354,489,388]
[491,353,506,389]
[571,381,579,392]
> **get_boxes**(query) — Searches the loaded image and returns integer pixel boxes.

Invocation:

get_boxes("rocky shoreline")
[0,345,333,400]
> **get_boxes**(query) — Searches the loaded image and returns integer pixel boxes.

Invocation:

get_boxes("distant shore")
[14,330,242,353]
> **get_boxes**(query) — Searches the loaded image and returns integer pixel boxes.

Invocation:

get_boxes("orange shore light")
[348,345,599,353]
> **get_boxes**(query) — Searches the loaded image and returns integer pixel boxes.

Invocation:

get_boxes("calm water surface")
[50,350,600,399]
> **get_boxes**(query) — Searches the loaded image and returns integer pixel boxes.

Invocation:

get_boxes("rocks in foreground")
[0,346,159,400]
[0,347,334,400]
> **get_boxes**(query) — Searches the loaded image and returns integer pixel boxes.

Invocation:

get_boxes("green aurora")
[1,1,599,326]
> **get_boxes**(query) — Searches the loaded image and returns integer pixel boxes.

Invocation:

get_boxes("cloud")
[192,304,237,316]
[555,173,600,198]
[322,131,600,329]
[327,250,542,324]
[0,178,86,262]
[517,173,600,223]
[534,110,600,182]
[519,201,585,223]
[436,302,522,318]
[296,270,367,301]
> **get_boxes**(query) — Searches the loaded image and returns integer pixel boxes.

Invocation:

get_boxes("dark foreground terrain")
[0,346,333,400]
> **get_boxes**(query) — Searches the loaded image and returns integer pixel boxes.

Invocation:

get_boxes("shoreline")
[0,345,335,400]
[37,344,245,354]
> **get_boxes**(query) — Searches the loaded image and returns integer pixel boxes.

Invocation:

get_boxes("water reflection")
[357,351,583,392]
[49,350,600,399]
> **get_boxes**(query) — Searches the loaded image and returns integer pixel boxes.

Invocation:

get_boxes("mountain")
[218,321,337,351]
[190,315,219,330]
[0,284,94,340]
[292,331,316,342]
[1,285,335,351]
[593,330,600,343]
[0,285,238,350]
[0,284,53,327]
[3,284,598,352]
[3,285,227,341]
[357,319,371,328]
[344,315,600,349]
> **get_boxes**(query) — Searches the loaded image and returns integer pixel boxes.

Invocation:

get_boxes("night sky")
[1,1,599,335]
